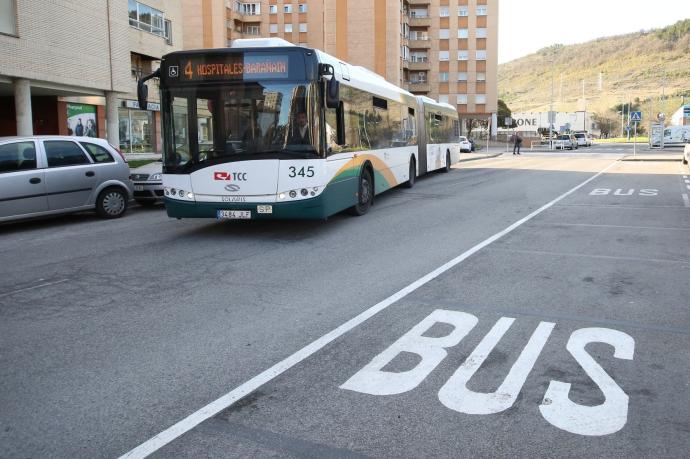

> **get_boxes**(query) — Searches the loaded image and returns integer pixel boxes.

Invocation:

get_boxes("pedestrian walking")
[513,133,522,155]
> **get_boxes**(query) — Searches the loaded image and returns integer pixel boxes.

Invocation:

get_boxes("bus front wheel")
[403,157,416,188]
[348,167,374,216]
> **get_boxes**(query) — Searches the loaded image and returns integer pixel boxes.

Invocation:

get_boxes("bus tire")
[440,150,451,173]
[348,166,374,216]
[403,157,416,188]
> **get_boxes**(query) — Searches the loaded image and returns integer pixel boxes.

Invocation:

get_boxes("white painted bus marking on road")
[589,188,659,196]
[540,327,634,436]
[340,310,478,395]
[682,194,690,208]
[438,320,555,415]
[343,310,634,437]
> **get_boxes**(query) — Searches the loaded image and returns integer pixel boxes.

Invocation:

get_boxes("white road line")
[683,194,690,208]
[0,279,70,298]
[119,159,621,459]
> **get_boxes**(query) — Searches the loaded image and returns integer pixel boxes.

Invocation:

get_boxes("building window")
[410,30,428,40]
[457,94,468,104]
[269,5,277,14]
[477,6,488,16]
[284,23,292,33]
[410,8,427,18]
[476,50,487,60]
[411,52,427,62]
[458,72,467,81]
[298,4,308,13]
[457,50,468,60]
[477,72,486,81]
[439,6,449,17]
[129,0,167,38]
[236,2,260,15]
[269,23,278,33]
[458,6,468,16]
[439,72,449,82]
[244,25,260,35]
[284,4,292,13]
[439,51,449,61]
[299,23,307,32]
[411,72,426,84]
[457,28,468,39]
[439,95,449,104]
[401,45,409,61]
[164,19,172,45]
[0,0,17,35]
[439,29,449,39]
[476,28,487,38]
[476,94,487,104]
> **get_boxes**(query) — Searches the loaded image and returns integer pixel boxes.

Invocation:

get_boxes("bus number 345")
[288,166,315,178]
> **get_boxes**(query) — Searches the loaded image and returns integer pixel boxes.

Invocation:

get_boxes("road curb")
[458,152,503,163]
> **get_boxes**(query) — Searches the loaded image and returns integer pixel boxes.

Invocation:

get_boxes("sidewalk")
[124,152,161,161]
[458,145,505,163]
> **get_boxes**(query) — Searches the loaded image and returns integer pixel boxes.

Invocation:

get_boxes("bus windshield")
[163,81,321,173]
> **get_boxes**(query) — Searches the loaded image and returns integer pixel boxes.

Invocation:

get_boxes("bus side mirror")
[137,81,148,110]
[137,69,161,111]
[326,78,340,109]
[319,63,340,109]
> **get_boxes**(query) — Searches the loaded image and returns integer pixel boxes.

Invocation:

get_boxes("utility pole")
[582,80,586,132]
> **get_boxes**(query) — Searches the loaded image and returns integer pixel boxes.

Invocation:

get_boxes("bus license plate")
[217,210,251,220]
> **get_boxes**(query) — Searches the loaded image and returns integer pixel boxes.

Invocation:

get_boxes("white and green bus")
[138,38,460,220]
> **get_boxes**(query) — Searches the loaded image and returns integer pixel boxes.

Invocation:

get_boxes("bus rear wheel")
[403,157,416,188]
[440,150,451,173]
[348,167,374,216]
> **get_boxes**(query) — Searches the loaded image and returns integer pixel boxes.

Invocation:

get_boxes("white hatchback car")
[459,136,472,152]
[0,136,133,223]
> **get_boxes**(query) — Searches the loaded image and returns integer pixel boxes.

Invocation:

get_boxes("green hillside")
[499,20,690,117]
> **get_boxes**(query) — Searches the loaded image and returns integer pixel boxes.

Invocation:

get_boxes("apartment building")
[214,0,498,128]
[0,0,182,152]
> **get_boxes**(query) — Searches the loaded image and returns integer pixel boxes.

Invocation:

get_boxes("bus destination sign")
[175,55,290,82]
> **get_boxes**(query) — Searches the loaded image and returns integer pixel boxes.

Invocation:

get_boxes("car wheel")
[96,187,128,218]
[347,167,374,216]
[403,157,416,188]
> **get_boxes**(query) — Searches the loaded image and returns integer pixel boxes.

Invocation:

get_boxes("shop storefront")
[118,100,161,153]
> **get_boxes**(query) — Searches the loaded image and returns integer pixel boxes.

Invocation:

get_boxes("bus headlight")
[186,192,194,199]
[289,190,297,198]
[300,188,308,196]
[278,192,286,200]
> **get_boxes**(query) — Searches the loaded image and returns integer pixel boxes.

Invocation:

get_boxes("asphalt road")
[1,145,689,458]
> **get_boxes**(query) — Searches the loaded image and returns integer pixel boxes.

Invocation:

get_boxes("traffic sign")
[630,111,642,123]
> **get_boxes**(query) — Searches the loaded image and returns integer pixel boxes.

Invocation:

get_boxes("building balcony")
[408,82,430,92]
[408,16,431,27]
[409,38,430,48]
[408,60,430,71]
[408,0,431,4]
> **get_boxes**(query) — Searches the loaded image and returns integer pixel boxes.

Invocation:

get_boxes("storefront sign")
[124,100,160,111]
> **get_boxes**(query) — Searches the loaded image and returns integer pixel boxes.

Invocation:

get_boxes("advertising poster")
[67,104,97,137]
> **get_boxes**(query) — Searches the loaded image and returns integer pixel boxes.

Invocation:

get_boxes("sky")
[498,0,689,63]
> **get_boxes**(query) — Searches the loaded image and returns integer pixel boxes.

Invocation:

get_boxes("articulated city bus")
[138,38,460,220]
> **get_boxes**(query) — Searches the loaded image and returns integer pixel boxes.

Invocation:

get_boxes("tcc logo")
[224,184,241,192]
[214,171,247,181]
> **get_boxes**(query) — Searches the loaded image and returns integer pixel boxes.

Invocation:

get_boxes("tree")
[497,99,516,128]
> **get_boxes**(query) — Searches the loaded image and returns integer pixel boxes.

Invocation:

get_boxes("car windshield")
[163,82,321,173]
[574,134,584,138]
[558,135,569,140]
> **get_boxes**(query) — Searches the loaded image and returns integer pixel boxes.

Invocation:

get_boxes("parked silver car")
[0,136,133,222]
[130,160,163,206]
